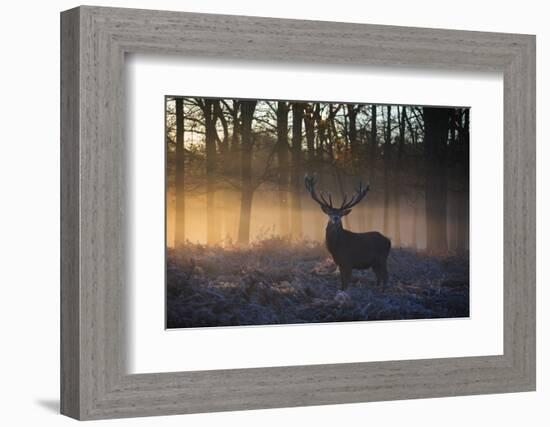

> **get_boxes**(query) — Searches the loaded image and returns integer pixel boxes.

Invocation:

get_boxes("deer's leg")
[377,263,389,291]
[340,267,351,290]
[345,269,352,290]
[373,264,383,290]
[383,264,389,290]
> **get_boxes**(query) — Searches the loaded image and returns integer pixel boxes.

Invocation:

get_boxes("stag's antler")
[340,181,370,210]
[304,174,334,210]
[305,174,370,212]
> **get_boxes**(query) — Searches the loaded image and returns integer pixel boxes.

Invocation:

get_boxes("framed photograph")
[164,96,471,329]
[61,6,536,420]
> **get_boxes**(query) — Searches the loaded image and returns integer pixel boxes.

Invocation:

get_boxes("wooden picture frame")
[60,5,536,420]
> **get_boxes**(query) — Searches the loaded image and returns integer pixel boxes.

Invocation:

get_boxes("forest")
[165,97,470,328]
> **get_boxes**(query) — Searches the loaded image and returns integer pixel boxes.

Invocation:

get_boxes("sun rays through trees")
[165,97,469,254]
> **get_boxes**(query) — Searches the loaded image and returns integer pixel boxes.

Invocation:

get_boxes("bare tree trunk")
[174,98,186,247]
[328,105,340,158]
[228,100,241,243]
[456,189,469,253]
[347,104,358,170]
[203,99,219,245]
[345,104,366,230]
[303,104,321,237]
[214,101,229,242]
[237,100,257,245]
[230,100,240,153]
[412,195,418,250]
[276,102,290,237]
[456,108,470,253]
[424,107,452,253]
[383,106,392,236]
[370,104,377,165]
[314,104,326,159]
[393,106,406,247]
[450,109,457,153]
[326,104,335,160]
[290,103,304,240]
[367,105,378,231]
[405,108,417,146]
[304,103,316,163]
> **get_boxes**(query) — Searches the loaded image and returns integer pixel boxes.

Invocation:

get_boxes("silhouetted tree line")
[166,97,469,253]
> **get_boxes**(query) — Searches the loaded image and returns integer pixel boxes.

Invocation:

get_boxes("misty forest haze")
[166,97,469,252]
[165,96,470,328]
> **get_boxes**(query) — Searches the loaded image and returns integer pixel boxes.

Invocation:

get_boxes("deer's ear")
[341,209,352,216]
[321,206,331,214]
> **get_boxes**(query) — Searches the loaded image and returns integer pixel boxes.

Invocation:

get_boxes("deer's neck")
[325,222,345,254]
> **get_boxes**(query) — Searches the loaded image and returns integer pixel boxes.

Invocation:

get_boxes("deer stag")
[305,175,391,291]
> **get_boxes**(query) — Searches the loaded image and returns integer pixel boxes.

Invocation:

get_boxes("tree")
[237,100,257,245]
[314,104,326,159]
[383,105,392,236]
[199,99,219,245]
[370,104,377,163]
[276,101,290,237]
[346,103,359,168]
[230,100,241,153]
[174,97,186,247]
[347,104,367,230]
[393,106,406,247]
[424,106,453,253]
[456,108,470,253]
[366,104,378,231]
[405,107,423,249]
[304,103,316,162]
[213,100,232,241]
[290,102,304,239]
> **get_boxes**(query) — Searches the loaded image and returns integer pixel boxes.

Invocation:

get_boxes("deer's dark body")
[326,223,391,290]
[304,174,391,291]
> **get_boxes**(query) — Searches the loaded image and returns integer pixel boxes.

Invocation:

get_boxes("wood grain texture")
[60,7,80,419]
[60,5,536,420]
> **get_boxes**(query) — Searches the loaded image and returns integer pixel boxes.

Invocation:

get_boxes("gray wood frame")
[60,5,536,420]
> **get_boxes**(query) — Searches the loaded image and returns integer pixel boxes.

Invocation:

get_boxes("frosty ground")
[166,239,469,328]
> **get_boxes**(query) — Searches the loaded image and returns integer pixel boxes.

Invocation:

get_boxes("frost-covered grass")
[166,238,469,328]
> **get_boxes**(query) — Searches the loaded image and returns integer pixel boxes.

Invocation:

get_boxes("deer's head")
[304,174,370,227]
